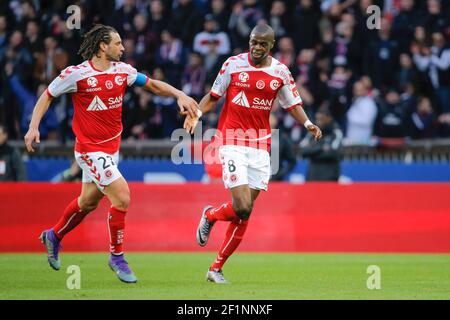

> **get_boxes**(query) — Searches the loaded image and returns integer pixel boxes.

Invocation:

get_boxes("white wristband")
[196,109,203,118]
[304,120,313,128]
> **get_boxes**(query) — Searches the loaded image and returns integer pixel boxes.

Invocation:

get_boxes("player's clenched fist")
[24,127,40,153]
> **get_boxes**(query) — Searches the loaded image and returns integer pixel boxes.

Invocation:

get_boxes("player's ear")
[270,40,275,50]
[99,41,108,52]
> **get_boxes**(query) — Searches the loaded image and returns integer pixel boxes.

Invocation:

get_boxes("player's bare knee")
[113,193,130,211]
[233,202,253,220]
[78,198,99,213]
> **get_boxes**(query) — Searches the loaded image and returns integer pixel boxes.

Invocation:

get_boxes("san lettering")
[108,96,122,109]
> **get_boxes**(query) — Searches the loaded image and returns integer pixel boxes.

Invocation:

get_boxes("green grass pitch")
[1,252,449,299]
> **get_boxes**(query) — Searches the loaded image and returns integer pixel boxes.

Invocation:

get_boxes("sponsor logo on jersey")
[256,80,265,89]
[238,72,249,83]
[270,79,280,90]
[87,77,98,87]
[292,87,300,98]
[86,96,108,111]
[108,96,123,109]
[231,91,250,108]
[233,82,250,88]
[115,76,126,86]
[252,97,273,110]
[105,80,113,90]
[86,87,102,93]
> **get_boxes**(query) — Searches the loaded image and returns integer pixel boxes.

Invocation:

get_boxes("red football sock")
[53,198,88,240]
[211,218,249,270]
[108,206,127,255]
[206,201,237,223]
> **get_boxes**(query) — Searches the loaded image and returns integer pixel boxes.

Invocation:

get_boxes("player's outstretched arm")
[24,91,53,153]
[183,93,219,134]
[144,79,198,119]
[289,105,322,141]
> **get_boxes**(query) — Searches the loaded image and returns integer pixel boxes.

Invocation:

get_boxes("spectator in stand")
[228,0,265,50]
[397,53,416,92]
[293,0,321,51]
[364,17,400,91]
[412,31,450,114]
[168,0,202,48]
[16,1,37,31]
[24,20,43,54]
[391,0,420,52]
[210,0,230,32]
[274,36,296,71]
[270,114,297,182]
[193,14,231,57]
[327,63,352,127]
[150,68,181,138]
[5,62,59,140]
[0,29,32,83]
[147,0,169,51]
[110,0,138,34]
[407,96,437,139]
[411,25,429,49]
[126,13,154,70]
[345,80,378,144]
[0,124,26,182]
[330,20,363,76]
[437,112,450,138]
[0,15,8,51]
[121,37,137,67]
[268,0,293,40]
[300,108,343,182]
[375,89,407,138]
[353,0,379,49]
[43,36,61,82]
[420,0,449,34]
[182,52,207,102]
[155,29,187,87]
[125,88,156,140]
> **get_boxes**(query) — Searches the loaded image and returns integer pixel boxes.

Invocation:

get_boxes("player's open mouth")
[253,52,263,58]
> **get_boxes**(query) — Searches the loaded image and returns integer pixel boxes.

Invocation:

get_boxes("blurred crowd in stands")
[0,0,449,146]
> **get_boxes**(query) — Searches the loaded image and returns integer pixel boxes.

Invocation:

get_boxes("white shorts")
[219,145,271,191]
[74,151,122,190]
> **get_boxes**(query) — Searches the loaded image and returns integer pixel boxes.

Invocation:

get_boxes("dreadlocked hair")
[78,24,118,60]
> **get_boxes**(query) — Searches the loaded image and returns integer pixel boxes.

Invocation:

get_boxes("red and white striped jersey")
[210,53,302,150]
[47,60,138,154]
